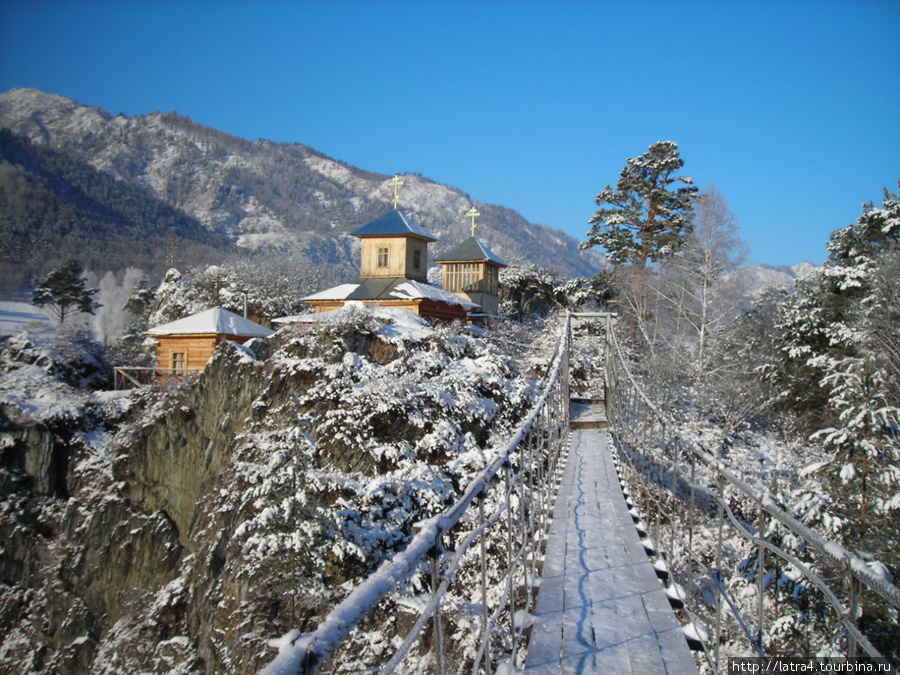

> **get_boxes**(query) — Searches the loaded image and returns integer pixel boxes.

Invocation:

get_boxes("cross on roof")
[466,207,481,236]
[389,175,404,209]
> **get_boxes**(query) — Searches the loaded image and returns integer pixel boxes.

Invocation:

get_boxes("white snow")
[683,620,710,644]
[147,307,273,337]
[867,560,893,583]
[839,462,856,483]
[0,301,51,336]
[0,362,86,421]
[390,279,479,309]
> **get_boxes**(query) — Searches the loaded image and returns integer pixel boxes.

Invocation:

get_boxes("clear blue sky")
[2,0,898,267]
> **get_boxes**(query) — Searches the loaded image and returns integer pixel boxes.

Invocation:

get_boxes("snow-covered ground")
[0,301,51,336]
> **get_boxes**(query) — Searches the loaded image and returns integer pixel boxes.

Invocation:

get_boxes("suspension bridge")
[263,313,900,675]
[522,401,697,673]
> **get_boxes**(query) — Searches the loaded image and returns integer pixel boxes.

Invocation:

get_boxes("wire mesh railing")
[262,314,573,675]
[604,321,900,672]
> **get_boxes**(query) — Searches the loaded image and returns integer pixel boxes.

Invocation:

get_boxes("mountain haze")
[0,88,604,287]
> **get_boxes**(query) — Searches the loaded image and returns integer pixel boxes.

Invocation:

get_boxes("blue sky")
[1,0,897,267]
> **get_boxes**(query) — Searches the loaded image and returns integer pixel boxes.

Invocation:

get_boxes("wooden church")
[302,177,484,322]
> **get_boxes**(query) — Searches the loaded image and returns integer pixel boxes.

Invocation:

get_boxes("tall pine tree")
[580,140,697,267]
[581,141,697,344]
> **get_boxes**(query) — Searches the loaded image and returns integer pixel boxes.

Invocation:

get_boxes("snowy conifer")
[580,140,697,267]
[31,257,99,324]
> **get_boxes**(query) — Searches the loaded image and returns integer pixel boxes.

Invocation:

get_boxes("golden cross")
[466,207,481,236]
[389,175,404,209]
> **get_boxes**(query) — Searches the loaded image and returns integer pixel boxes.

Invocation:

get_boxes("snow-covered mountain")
[0,87,604,281]
[728,261,819,300]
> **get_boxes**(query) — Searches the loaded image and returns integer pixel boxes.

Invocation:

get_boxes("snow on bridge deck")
[524,403,697,674]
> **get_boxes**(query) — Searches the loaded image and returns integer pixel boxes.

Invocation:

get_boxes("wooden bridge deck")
[524,404,697,674]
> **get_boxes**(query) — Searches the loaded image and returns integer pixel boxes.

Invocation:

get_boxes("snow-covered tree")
[580,141,697,344]
[655,185,748,384]
[810,355,900,555]
[499,263,561,321]
[148,253,341,327]
[31,257,99,324]
[767,182,900,425]
[580,140,697,267]
[109,272,156,366]
[552,273,613,310]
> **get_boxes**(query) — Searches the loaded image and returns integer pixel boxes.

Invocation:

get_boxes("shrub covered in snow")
[0,303,541,674]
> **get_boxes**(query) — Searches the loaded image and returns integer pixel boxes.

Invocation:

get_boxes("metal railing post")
[478,491,491,675]
[848,572,860,658]
[757,500,767,652]
[714,472,726,672]
[430,543,445,674]
[505,460,517,662]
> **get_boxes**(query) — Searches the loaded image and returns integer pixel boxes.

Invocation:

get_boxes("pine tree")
[30,257,99,324]
[580,140,697,267]
[768,182,900,422]
[580,141,697,344]
[810,355,899,555]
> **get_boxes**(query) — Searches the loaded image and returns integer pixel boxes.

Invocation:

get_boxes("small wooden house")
[303,210,477,322]
[436,236,507,319]
[147,307,274,372]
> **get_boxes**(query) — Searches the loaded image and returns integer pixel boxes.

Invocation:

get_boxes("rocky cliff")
[0,308,538,673]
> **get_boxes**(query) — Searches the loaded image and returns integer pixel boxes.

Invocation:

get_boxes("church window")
[414,248,421,269]
[172,352,186,372]
[445,263,482,291]
[378,247,389,267]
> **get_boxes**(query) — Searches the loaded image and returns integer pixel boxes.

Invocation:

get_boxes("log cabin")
[147,307,274,373]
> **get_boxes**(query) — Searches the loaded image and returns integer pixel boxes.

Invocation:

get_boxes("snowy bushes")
[112,304,542,671]
[1,323,108,390]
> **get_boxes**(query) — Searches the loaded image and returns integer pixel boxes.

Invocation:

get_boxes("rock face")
[0,405,68,497]
[0,312,536,673]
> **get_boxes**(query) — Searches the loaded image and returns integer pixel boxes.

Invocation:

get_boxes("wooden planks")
[524,413,697,674]
[570,399,608,429]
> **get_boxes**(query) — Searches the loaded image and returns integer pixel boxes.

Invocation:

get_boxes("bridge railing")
[604,321,900,672]
[263,313,573,675]
[113,366,200,389]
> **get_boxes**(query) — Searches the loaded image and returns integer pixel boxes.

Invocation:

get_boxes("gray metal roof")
[346,277,399,301]
[434,237,507,266]
[350,210,437,241]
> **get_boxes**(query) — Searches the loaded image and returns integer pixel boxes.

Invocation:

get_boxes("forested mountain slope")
[0,88,604,287]
[0,129,228,288]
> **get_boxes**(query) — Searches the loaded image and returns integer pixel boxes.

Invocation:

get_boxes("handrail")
[113,366,200,389]
[604,321,900,671]
[262,313,573,674]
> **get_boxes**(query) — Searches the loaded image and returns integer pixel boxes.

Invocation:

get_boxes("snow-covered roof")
[147,307,274,337]
[350,210,437,241]
[435,237,507,266]
[302,278,479,310]
[302,283,360,302]
[390,279,479,310]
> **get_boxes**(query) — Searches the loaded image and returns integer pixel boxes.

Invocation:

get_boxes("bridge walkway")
[524,402,698,674]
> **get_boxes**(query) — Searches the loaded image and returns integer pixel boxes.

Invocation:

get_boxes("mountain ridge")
[0,87,605,284]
